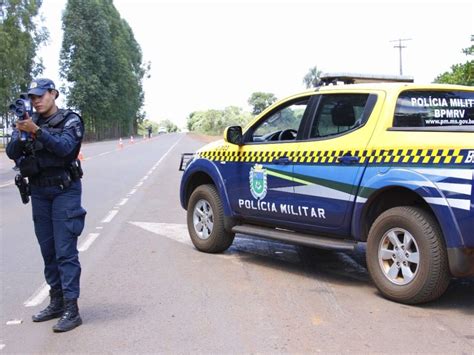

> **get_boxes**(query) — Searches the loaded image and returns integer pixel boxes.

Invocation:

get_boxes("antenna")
[390,38,412,75]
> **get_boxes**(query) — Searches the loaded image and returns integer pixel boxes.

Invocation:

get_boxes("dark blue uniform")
[6,109,86,300]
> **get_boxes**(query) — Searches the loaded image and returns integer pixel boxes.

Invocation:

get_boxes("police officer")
[6,78,86,332]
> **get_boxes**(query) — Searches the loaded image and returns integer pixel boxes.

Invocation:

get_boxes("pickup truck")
[179,79,474,304]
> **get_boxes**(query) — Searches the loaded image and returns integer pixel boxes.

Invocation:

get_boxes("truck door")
[222,95,315,227]
[292,92,383,235]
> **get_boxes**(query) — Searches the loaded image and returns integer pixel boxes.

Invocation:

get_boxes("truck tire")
[187,184,235,253]
[366,206,450,304]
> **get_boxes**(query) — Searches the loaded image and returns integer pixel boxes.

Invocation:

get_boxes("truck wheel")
[366,206,450,304]
[187,184,235,253]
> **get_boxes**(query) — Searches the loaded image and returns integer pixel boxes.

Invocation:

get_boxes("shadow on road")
[82,302,141,324]
[227,235,369,286]
[227,235,474,313]
[420,278,474,314]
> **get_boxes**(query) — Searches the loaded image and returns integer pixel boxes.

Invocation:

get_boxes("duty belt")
[30,173,72,189]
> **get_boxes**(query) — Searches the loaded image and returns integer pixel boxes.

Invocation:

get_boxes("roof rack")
[319,72,414,86]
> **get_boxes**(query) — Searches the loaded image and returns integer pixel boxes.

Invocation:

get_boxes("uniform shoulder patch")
[64,114,83,138]
[64,116,81,128]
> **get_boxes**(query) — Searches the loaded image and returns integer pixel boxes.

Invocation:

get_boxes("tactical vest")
[31,109,84,170]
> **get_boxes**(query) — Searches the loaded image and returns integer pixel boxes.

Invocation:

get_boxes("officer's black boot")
[32,288,64,322]
[52,298,82,332]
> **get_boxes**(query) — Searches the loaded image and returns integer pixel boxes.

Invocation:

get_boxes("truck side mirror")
[224,126,243,145]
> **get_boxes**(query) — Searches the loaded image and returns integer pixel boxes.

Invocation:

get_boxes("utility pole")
[390,38,412,75]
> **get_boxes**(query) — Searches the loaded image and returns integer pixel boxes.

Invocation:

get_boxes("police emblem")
[249,164,268,200]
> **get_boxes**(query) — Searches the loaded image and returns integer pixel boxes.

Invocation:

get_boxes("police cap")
[28,78,59,98]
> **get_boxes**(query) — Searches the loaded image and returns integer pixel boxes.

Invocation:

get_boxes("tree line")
[1,0,148,141]
[138,118,178,136]
[60,0,149,140]
[1,2,471,140]
[185,66,322,136]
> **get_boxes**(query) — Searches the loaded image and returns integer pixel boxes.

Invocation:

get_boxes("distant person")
[6,78,86,333]
[147,125,152,138]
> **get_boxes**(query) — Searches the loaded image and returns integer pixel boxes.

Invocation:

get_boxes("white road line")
[135,182,143,187]
[78,233,100,252]
[154,136,183,167]
[24,282,49,307]
[129,222,242,266]
[6,319,22,325]
[129,222,192,246]
[0,181,14,188]
[101,210,119,223]
[118,198,128,206]
[22,135,184,309]
[0,344,5,350]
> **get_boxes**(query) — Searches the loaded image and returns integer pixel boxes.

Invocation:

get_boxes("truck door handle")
[273,157,292,165]
[337,155,360,164]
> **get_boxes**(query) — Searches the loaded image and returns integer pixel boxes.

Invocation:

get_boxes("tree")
[60,0,148,140]
[60,0,115,140]
[187,106,252,135]
[248,92,277,115]
[158,119,178,133]
[303,66,322,88]
[434,36,473,86]
[187,112,198,131]
[0,0,48,130]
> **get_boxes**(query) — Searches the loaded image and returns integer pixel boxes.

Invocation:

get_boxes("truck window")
[310,94,370,138]
[394,90,474,128]
[250,98,309,142]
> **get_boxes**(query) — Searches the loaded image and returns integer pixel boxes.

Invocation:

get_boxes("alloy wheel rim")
[378,228,420,285]
[193,199,214,240]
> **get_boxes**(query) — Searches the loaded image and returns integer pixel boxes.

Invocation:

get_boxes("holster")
[68,159,83,180]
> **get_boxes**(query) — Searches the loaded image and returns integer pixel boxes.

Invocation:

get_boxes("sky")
[38,0,473,128]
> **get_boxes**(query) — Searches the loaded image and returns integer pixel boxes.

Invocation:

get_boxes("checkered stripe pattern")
[198,148,467,165]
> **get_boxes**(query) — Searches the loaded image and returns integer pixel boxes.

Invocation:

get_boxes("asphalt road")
[0,133,473,354]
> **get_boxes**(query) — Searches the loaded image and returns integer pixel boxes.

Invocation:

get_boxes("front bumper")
[447,247,474,277]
